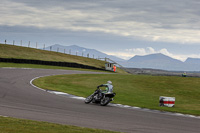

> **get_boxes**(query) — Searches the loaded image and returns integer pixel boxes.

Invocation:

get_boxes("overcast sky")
[1,0,200,61]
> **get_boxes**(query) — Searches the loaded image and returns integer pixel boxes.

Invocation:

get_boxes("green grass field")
[0,43,105,69]
[0,44,127,74]
[0,62,106,72]
[0,116,119,133]
[33,74,200,116]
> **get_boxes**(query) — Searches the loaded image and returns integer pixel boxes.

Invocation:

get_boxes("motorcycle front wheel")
[100,97,110,106]
[84,95,93,104]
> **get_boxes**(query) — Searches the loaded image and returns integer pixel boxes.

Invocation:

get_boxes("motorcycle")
[84,88,116,106]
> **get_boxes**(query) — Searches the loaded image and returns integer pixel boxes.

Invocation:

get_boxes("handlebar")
[95,88,101,91]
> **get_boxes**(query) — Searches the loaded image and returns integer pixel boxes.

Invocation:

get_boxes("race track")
[0,68,200,133]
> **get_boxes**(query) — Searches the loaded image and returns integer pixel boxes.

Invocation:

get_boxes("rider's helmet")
[107,81,112,84]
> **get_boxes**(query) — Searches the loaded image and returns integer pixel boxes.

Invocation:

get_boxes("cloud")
[1,0,200,44]
[125,47,159,55]
[125,48,146,55]
[146,47,155,53]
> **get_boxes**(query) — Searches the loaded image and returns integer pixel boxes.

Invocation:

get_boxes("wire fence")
[1,39,108,61]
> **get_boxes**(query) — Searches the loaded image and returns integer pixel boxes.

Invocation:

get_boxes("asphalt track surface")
[0,68,200,133]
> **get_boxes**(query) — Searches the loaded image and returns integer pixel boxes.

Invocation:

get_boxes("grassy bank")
[0,44,105,69]
[33,74,200,116]
[0,116,119,133]
[0,44,127,74]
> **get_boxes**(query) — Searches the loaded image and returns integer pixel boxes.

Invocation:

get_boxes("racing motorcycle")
[84,88,116,106]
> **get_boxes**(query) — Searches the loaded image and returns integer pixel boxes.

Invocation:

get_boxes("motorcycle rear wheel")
[100,97,110,106]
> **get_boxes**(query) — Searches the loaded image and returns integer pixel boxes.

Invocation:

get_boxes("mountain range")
[44,44,200,71]
[45,44,125,62]
[120,54,200,71]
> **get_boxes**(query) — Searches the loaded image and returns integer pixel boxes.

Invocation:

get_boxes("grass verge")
[0,116,119,133]
[33,74,200,116]
[0,62,127,74]
[0,43,105,69]
[0,62,107,72]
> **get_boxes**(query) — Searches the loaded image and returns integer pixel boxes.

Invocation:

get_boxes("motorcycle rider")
[97,81,113,99]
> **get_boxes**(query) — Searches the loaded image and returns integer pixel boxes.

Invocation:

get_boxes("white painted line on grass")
[30,76,46,92]
[0,115,8,117]
[2,67,33,69]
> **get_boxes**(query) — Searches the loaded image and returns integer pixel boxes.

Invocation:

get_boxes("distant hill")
[125,53,184,71]
[128,53,182,64]
[45,44,125,62]
[119,53,200,71]
[185,58,200,64]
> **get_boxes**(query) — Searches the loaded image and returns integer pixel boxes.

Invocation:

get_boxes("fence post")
[36,42,37,49]
[64,49,65,54]
[21,40,22,46]
[43,44,45,50]
[69,49,71,55]
[28,41,30,47]
[5,40,6,44]
[13,40,15,45]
